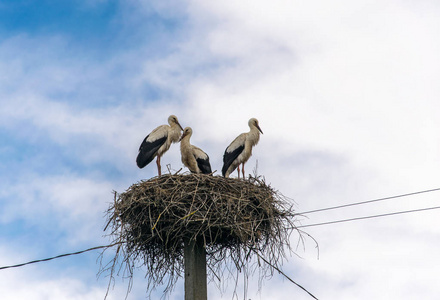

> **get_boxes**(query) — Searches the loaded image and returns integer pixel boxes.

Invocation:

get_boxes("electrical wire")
[297,205,440,229]
[252,249,318,300]
[297,187,440,215]
[0,243,120,271]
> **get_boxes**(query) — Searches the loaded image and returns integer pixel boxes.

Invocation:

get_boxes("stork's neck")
[169,123,182,143]
[248,127,261,145]
[171,122,181,131]
[180,135,191,147]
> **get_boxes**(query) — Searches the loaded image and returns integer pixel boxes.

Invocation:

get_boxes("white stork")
[136,115,183,176]
[179,127,212,174]
[222,118,263,179]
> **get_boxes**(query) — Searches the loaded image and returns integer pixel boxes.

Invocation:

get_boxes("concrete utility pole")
[184,238,207,300]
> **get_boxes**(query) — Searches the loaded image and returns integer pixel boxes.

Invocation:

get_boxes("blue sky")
[1,1,440,299]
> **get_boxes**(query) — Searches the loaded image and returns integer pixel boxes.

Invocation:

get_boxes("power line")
[231,188,440,229]
[297,188,440,215]
[297,205,440,229]
[0,243,120,271]
[251,249,318,300]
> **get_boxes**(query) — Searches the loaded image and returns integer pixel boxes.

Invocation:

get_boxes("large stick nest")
[102,173,303,298]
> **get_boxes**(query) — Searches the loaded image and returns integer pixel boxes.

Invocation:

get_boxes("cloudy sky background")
[1,0,439,299]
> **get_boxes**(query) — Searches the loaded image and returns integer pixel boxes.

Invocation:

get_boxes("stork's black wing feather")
[221,145,244,176]
[136,135,167,168]
[196,157,212,175]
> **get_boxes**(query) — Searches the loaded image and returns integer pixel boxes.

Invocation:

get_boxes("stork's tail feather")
[136,150,155,168]
[197,158,212,175]
[136,135,167,169]
[222,145,244,177]
[221,164,228,177]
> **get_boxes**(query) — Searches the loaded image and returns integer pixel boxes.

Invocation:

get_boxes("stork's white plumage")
[179,127,212,174]
[222,118,263,178]
[136,115,183,176]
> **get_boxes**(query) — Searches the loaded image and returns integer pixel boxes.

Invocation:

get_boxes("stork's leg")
[237,165,240,179]
[242,163,245,179]
[156,155,162,176]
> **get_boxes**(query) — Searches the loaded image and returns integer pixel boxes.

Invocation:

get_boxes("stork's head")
[249,118,263,134]
[168,115,184,131]
[179,127,193,141]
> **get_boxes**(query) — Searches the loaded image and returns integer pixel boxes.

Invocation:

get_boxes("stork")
[179,127,212,174]
[136,115,183,176]
[222,118,263,179]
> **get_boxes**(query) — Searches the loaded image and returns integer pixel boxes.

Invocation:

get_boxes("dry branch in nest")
[101,173,306,298]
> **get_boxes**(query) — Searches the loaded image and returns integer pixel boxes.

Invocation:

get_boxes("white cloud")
[177,0,440,190]
[0,175,115,246]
